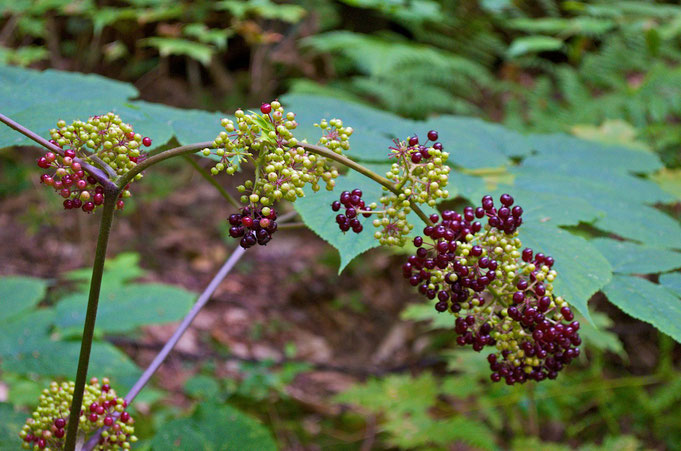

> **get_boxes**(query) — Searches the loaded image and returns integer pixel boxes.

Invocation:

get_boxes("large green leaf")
[293,170,383,272]
[527,134,663,174]
[512,170,681,249]
[660,272,681,297]
[2,340,140,390]
[0,403,27,450]
[0,310,53,358]
[591,239,681,274]
[54,283,195,335]
[490,187,603,227]
[0,276,48,322]
[150,403,277,451]
[602,275,681,343]
[520,224,613,319]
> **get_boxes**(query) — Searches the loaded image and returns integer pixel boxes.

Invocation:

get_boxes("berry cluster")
[228,206,278,248]
[332,189,373,233]
[205,100,354,248]
[203,101,350,207]
[40,113,151,212]
[19,377,137,450]
[402,194,580,384]
[373,130,450,246]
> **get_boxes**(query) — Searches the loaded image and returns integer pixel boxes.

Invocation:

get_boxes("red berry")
[120,411,130,422]
[104,416,114,426]
[242,216,253,227]
[142,137,152,147]
[64,149,76,159]
[37,157,50,168]
[54,418,66,429]
[38,438,46,449]
[82,202,95,212]
[54,428,65,438]
[126,132,135,140]
[408,135,419,146]
[89,413,99,422]
[427,130,438,141]
[116,200,125,209]
[260,103,272,114]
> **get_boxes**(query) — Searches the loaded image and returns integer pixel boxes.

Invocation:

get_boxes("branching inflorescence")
[38,113,152,212]
[2,95,584,450]
[20,378,136,450]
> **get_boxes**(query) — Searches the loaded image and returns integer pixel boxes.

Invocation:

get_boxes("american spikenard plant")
[0,98,580,450]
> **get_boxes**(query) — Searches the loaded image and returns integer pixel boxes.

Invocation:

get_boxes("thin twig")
[115,142,212,189]
[83,246,247,450]
[0,112,116,190]
[64,189,119,450]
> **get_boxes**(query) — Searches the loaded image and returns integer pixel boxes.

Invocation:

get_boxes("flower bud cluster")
[373,130,450,246]
[403,194,580,384]
[19,377,137,450]
[40,113,151,212]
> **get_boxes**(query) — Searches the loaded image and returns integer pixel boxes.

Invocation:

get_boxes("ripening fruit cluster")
[332,189,374,234]
[203,100,353,247]
[402,194,581,384]
[40,113,151,212]
[19,377,137,450]
[373,130,450,246]
[228,206,278,248]
[203,101,351,208]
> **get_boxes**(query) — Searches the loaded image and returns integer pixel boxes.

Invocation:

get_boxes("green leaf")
[401,302,455,330]
[651,168,681,201]
[0,403,27,449]
[293,170,383,272]
[512,170,681,249]
[0,276,48,322]
[603,275,681,343]
[420,417,496,450]
[591,239,681,274]
[140,37,215,65]
[527,134,663,174]
[575,311,625,357]
[660,272,681,298]
[520,225,613,320]
[151,403,277,451]
[507,36,565,58]
[55,283,195,335]
[423,117,511,169]
[184,375,222,400]
[490,188,603,227]
[336,373,438,415]
[0,310,53,358]
[65,252,146,292]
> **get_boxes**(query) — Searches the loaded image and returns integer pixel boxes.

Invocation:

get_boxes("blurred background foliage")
[2,0,681,450]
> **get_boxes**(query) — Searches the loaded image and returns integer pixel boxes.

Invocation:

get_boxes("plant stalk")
[115,142,212,189]
[64,187,119,451]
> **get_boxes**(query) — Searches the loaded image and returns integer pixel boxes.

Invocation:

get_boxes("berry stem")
[0,112,117,191]
[183,155,240,208]
[114,141,213,189]
[296,141,433,226]
[64,187,119,451]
